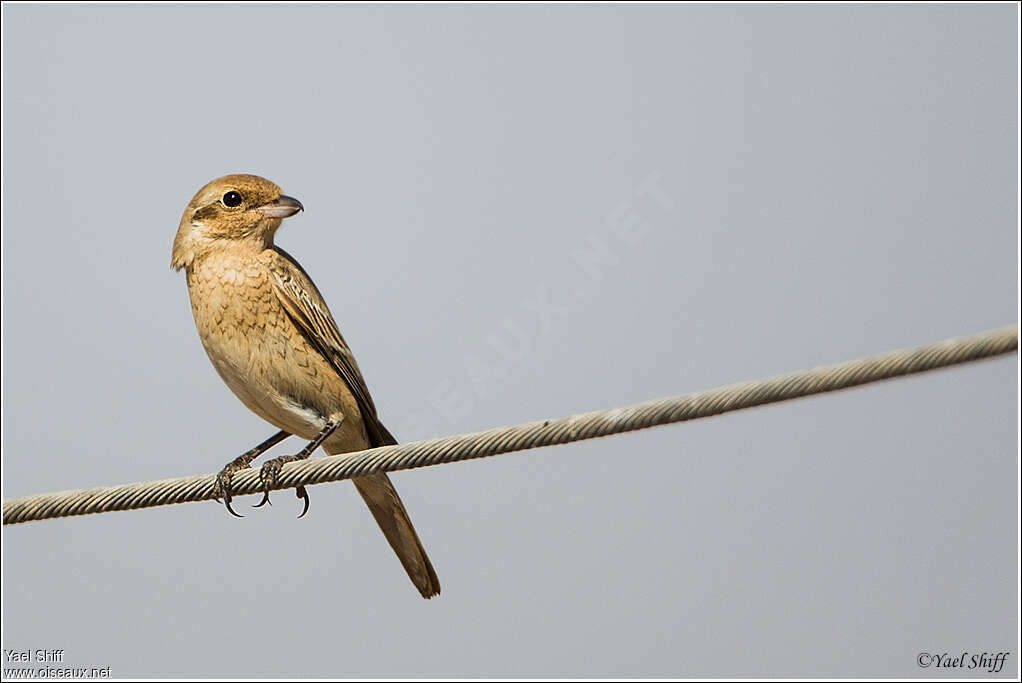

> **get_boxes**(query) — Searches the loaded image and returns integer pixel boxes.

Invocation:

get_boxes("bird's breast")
[184,256,344,439]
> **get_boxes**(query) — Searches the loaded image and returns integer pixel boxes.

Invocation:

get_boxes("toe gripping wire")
[252,422,340,517]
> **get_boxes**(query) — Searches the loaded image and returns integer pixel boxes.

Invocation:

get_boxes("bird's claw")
[248,455,313,517]
[253,459,283,508]
[213,467,245,518]
[224,498,245,518]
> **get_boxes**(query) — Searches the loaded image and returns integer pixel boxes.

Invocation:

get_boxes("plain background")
[2,4,1017,678]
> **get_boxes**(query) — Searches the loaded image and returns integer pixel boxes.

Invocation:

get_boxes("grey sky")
[2,3,1017,678]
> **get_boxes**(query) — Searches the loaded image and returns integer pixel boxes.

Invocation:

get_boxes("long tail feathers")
[351,472,441,599]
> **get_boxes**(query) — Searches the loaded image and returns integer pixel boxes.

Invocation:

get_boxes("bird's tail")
[350,472,441,599]
[335,419,439,598]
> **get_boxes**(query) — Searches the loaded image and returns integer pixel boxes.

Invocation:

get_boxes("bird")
[171,173,440,599]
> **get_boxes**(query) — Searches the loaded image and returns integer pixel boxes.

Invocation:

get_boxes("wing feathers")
[268,247,392,446]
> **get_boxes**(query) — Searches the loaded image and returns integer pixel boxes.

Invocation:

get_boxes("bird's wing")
[268,247,395,447]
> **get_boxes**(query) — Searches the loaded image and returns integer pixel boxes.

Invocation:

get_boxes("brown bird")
[171,173,440,599]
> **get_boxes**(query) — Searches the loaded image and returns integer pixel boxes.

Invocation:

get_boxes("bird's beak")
[258,195,304,218]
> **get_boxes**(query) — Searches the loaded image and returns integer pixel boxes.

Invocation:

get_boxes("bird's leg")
[254,421,341,517]
[213,430,291,517]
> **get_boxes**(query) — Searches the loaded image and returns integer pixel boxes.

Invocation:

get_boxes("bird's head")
[171,174,303,271]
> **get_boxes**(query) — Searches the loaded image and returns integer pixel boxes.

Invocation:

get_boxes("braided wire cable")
[3,325,1016,525]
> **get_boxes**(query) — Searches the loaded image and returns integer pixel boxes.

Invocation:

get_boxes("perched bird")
[171,174,440,599]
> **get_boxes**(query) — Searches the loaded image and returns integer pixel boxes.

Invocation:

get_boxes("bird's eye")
[222,191,243,208]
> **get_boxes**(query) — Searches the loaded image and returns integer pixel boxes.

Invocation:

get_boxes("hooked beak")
[258,195,304,218]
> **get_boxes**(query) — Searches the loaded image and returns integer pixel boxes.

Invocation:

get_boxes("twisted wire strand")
[4,325,1016,525]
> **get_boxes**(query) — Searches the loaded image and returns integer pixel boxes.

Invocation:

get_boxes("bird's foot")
[252,422,336,516]
[213,457,255,518]
[212,430,291,518]
[254,454,312,517]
